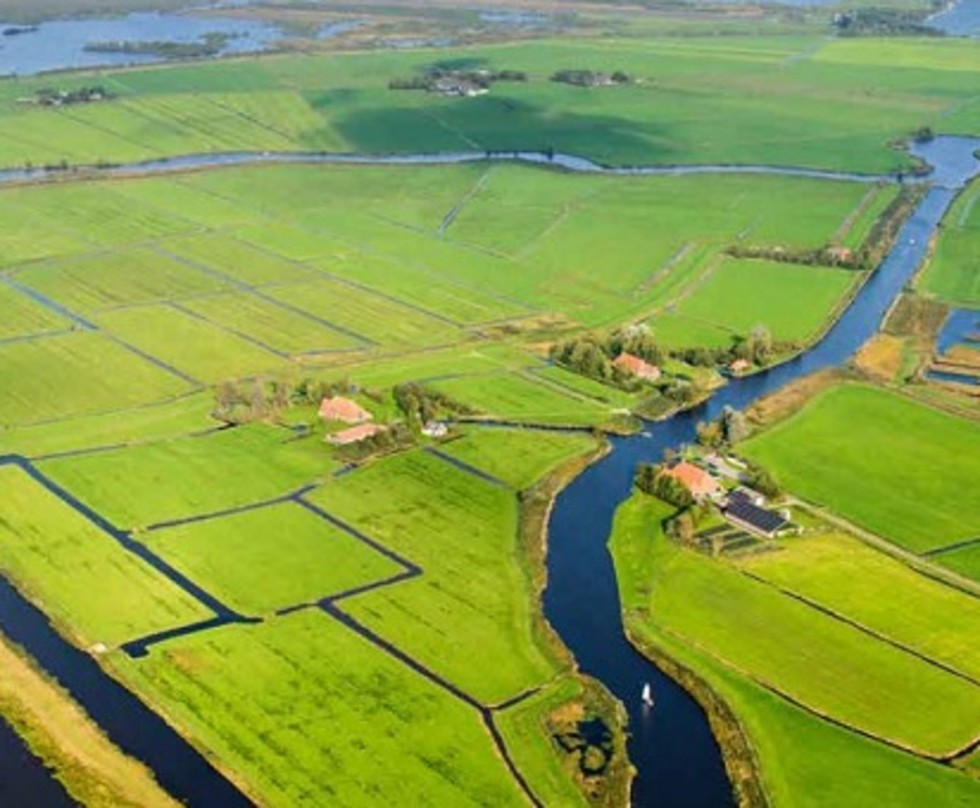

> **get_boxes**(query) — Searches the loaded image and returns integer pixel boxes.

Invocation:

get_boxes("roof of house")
[725,497,788,535]
[318,396,372,424]
[613,352,660,379]
[664,461,720,497]
[326,423,386,446]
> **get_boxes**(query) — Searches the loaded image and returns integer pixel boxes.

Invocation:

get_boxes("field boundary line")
[924,536,980,558]
[437,166,493,236]
[738,568,980,689]
[422,446,512,489]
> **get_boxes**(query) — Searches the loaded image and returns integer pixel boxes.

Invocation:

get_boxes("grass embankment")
[742,382,980,555]
[920,176,980,307]
[610,494,980,806]
[0,635,178,807]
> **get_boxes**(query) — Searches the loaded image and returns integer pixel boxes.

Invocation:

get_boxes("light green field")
[920,177,980,306]
[432,373,613,427]
[737,531,980,683]
[1,36,976,171]
[440,427,599,490]
[610,494,980,760]
[96,304,285,383]
[0,465,209,647]
[163,233,317,287]
[309,450,559,702]
[144,502,403,614]
[39,425,333,529]
[15,249,229,314]
[0,392,215,459]
[671,258,857,344]
[111,612,527,806]
[742,384,980,553]
[531,366,637,408]
[180,292,362,356]
[0,332,191,425]
[0,284,70,340]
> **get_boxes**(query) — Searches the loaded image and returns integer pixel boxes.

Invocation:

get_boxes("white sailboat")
[642,682,654,707]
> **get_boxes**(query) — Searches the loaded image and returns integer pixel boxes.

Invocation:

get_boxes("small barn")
[724,491,790,538]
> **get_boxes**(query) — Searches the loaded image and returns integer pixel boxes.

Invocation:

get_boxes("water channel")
[0,136,976,805]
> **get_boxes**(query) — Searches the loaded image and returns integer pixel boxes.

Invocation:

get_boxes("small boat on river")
[642,682,654,707]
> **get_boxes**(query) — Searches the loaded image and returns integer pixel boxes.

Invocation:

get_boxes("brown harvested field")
[884,294,948,339]
[939,344,980,372]
[853,334,905,382]
[0,636,178,808]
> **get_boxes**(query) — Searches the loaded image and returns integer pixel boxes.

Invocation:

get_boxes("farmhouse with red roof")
[326,423,386,446]
[613,352,661,381]
[318,396,372,424]
[662,461,721,501]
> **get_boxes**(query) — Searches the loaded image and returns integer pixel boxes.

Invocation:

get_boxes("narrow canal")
[543,135,980,806]
[0,136,975,805]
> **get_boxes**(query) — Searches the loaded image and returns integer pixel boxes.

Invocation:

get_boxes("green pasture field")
[0,332,191,425]
[742,383,980,553]
[736,531,980,683]
[0,36,975,172]
[111,611,527,806]
[0,284,70,340]
[609,494,980,759]
[669,258,857,344]
[495,676,589,808]
[180,292,362,356]
[0,392,215,459]
[656,626,980,808]
[0,465,209,647]
[439,427,599,490]
[920,177,980,307]
[96,304,286,383]
[144,502,403,614]
[432,372,613,427]
[530,365,637,408]
[162,234,317,287]
[268,278,464,349]
[309,449,559,702]
[934,544,980,584]
[39,425,333,530]
[16,249,230,315]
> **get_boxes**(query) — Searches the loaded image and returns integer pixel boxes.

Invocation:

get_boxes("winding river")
[0,135,976,805]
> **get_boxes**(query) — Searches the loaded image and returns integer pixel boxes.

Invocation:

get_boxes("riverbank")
[0,633,177,808]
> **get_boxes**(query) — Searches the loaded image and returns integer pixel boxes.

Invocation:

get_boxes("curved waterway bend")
[544,134,980,807]
[0,137,974,806]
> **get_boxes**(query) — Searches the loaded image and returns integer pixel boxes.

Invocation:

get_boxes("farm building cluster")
[658,456,796,555]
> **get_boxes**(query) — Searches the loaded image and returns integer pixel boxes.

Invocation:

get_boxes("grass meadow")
[39,425,334,530]
[0,466,210,647]
[111,612,528,806]
[144,502,403,614]
[0,37,976,171]
[742,384,980,553]
[611,494,980,796]
[309,449,560,703]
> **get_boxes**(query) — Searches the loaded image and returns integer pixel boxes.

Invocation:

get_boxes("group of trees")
[551,328,665,389]
[634,463,695,509]
[389,67,527,92]
[33,85,112,107]
[696,405,750,448]
[335,423,414,463]
[213,376,373,425]
[551,69,631,87]
[832,8,941,37]
[393,382,473,425]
